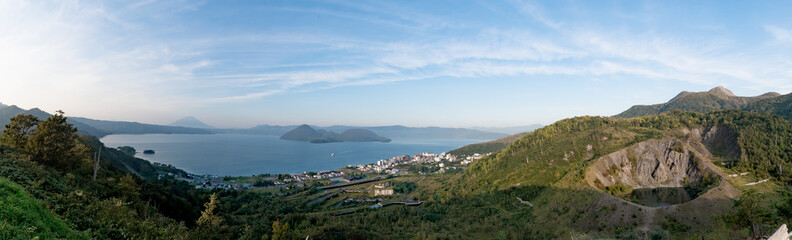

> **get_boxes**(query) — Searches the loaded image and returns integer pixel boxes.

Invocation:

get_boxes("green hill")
[449,132,528,156]
[0,177,84,239]
[615,86,780,118]
[334,128,391,142]
[445,110,792,237]
[0,111,208,239]
[279,124,324,141]
[744,92,792,121]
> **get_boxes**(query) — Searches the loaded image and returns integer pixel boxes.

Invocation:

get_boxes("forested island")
[280,124,391,143]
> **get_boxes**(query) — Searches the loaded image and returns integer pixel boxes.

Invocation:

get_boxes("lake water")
[100,134,483,176]
[629,187,694,207]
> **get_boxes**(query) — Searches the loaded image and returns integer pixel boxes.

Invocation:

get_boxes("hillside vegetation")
[615,86,780,118]
[0,177,84,239]
[6,94,792,238]
[183,110,792,239]
[442,110,792,238]
[745,92,792,121]
[0,111,214,239]
[449,132,528,156]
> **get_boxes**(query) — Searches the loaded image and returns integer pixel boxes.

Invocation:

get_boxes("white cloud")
[765,25,792,43]
[2,0,791,125]
[0,0,211,122]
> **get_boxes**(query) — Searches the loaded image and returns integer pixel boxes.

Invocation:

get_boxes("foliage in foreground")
[0,176,84,239]
[0,112,211,239]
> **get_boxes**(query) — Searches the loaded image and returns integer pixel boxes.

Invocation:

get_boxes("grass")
[0,177,84,240]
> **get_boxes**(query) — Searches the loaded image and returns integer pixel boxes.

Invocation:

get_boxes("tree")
[197,193,222,227]
[195,193,223,239]
[725,190,770,237]
[271,220,289,240]
[26,111,80,168]
[1,114,39,150]
[776,188,792,224]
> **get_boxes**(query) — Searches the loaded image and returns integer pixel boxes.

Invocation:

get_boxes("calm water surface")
[100,134,483,176]
[630,187,693,207]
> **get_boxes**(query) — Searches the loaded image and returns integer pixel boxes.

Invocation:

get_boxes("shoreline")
[101,133,486,176]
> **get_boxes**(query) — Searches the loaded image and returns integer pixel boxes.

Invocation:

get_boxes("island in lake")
[280,124,391,143]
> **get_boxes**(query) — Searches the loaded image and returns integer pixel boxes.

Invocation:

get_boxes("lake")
[629,187,694,207]
[100,134,483,176]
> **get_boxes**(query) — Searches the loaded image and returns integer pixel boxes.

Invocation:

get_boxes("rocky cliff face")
[586,126,735,190]
[702,125,741,161]
[587,138,713,189]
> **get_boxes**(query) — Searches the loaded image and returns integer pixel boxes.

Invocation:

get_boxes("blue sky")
[1,0,792,128]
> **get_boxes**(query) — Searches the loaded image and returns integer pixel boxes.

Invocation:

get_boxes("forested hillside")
[5,108,792,239]
[449,132,528,156]
[0,112,214,239]
[615,86,780,118]
[745,92,792,121]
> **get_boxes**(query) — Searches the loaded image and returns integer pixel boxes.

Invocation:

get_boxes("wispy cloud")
[2,0,791,126]
[765,25,792,43]
[511,0,563,29]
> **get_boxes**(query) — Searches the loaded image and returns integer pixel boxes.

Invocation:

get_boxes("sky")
[1,0,792,128]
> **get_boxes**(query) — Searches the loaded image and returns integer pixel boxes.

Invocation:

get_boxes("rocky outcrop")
[586,126,741,192]
[586,138,716,189]
[702,126,741,160]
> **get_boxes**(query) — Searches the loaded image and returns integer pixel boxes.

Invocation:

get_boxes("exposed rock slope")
[586,127,734,190]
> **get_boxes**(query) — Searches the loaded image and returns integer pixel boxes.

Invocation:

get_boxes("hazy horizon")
[2,1,791,128]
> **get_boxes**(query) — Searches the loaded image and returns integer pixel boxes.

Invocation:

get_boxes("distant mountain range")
[216,124,507,140]
[0,105,107,137]
[69,117,213,136]
[469,124,543,135]
[0,104,507,140]
[169,116,214,129]
[614,86,781,118]
[280,124,391,143]
[320,125,506,139]
[0,105,212,138]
